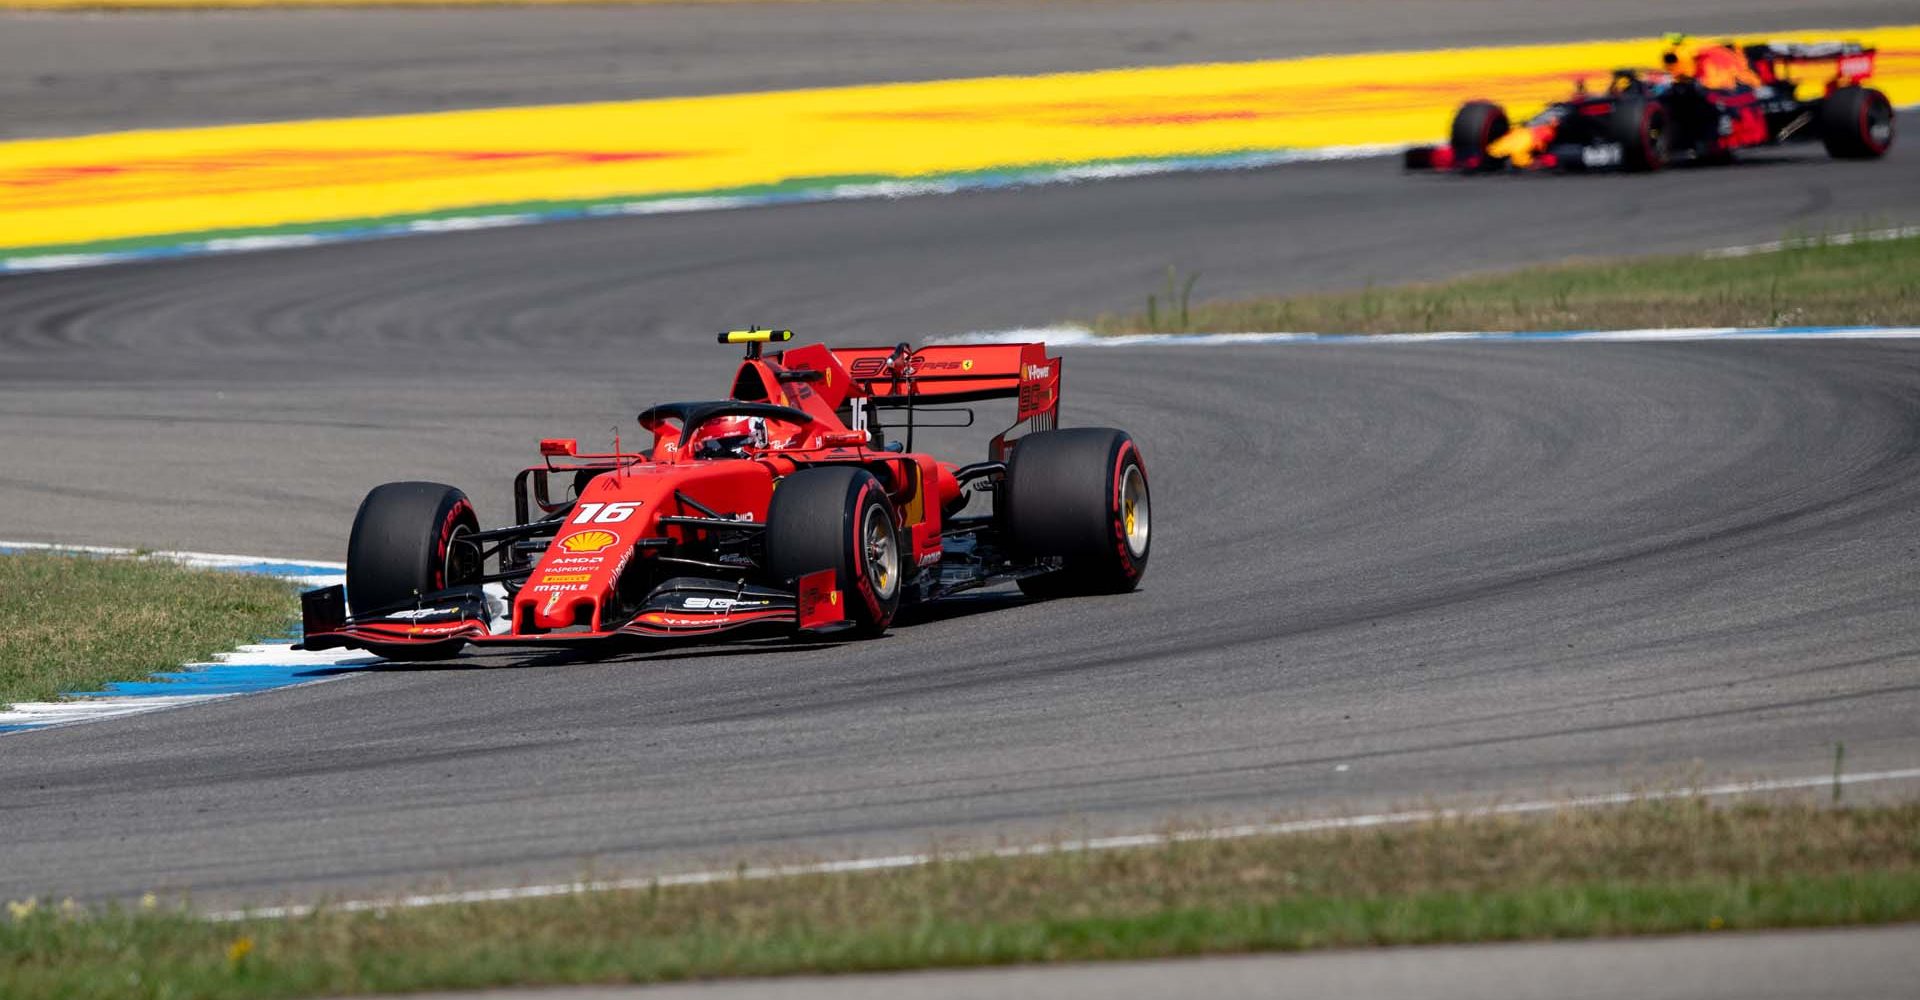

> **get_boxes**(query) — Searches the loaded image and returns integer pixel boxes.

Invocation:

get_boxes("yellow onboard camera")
[721,327,793,358]
[718,328,794,344]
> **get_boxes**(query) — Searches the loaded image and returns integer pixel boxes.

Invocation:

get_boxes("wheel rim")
[1120,464,1150,559]
[1646,108,1668,164]
[863,505,899,600]
[444,522,481,588]
[1867,98,1893,150]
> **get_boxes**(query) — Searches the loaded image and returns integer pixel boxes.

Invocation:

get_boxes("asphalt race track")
[3,1,1920,909]
[5,144,1920,557]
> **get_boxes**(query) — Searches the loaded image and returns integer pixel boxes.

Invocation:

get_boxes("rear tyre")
[1005,428,1150,597]
[1450,101,1510,171]
[766,467,900,636]
[346,482,481,618]
[1610,98,1670,171]
[1822,86,1895,159]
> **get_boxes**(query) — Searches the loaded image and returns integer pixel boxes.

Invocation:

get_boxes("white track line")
[934,325,1920,347]
[206,766,1920,922]
[0,540,343,585]
[0,645,380,733]
[1704,225,1920,258]
[0,540,340,566]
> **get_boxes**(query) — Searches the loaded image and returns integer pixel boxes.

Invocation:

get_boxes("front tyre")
[1822,86,1895,159]
[1006,428,1150,597]
[766,467,901,636]
[1450,100,1510,172]
[346,481,481,618]
[1610,97,1670,172]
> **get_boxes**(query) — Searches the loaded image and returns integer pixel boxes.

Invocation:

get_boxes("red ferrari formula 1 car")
[298,331,1150,660]
[1406,40,1894,173]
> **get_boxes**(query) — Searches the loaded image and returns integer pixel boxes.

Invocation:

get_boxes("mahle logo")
[558,529,618,555]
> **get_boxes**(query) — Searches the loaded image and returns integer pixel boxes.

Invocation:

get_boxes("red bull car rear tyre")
[1822,86,1895,158]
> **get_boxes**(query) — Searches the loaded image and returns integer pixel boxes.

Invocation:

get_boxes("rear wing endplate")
[827,343,1060,459]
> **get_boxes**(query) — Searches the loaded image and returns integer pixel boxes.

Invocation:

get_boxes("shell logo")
[558,529,618,554]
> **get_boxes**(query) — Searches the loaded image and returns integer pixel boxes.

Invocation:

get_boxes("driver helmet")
[1661,32,1697,72]
[693,414,767,458]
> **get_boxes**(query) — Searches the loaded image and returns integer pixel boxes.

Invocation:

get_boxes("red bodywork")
[301,339,1062,656]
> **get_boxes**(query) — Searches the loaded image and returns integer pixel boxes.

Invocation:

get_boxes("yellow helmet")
[1661,32,1696,68]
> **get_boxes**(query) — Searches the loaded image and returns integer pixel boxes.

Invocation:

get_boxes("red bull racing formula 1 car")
[298,331,1150,660]
[1406,40,1894,173]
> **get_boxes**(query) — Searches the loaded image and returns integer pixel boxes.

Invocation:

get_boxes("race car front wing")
[297,569,849,656]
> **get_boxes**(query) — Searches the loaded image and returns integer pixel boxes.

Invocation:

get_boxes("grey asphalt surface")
[2,0,1920,919]
[4,0,1915,136]
[386,925,1920,1000]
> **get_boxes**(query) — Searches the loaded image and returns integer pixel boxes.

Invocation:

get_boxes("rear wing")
[1744,41,1877,86]
[828,343,1061,460]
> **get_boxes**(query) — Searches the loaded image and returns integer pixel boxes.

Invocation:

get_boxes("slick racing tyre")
[1450,100,1510,171]
[346,482,482,618]
[1821,86,1895,159]
[1006,428,1150,597]
[767,466,900,636]
[1610,98,1670,171]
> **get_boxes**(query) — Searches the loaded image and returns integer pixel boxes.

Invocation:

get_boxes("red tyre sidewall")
[431,498,476,591]
[1472,104,1507,171]
[1106,439,1148,585]
[846,478,894,628]
[1641,104,1667,170]
[1862,91,1892,154]
[1477,110,1501,155]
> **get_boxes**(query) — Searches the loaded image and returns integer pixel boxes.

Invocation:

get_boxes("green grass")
[0,552,297,708]
[1090,231,1920,335]
[7,800,1918,999]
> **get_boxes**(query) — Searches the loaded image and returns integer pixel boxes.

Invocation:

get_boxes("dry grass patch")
[0,551,296,708]
[1091,231,1920,335]
[7,800,1919,999]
